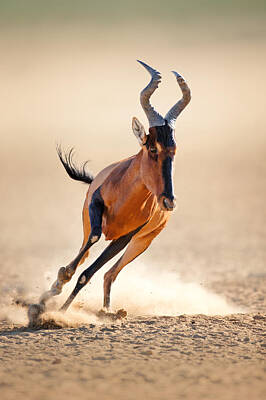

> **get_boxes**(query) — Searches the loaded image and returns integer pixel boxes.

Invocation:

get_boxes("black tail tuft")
[56,145,94,185]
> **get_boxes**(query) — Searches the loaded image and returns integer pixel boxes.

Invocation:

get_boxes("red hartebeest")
[29,60,191,322]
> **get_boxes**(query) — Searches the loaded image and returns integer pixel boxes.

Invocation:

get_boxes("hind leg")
[36,188,104,310]
[28,237,93,327]
[43,192,92,299]
[39,243,90,305]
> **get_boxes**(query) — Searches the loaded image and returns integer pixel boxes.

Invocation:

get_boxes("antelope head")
[132,60,191,211]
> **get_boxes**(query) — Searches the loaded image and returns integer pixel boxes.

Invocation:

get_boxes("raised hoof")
[27,303,45,328]
[97,308,127,321]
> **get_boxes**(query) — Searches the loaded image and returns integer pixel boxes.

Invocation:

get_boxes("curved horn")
[137,60,165,127]
[165,71,191,129]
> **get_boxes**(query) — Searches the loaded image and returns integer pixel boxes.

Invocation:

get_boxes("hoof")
[116,309,127,319]
[27,303,45,327]
[97,308,127,321]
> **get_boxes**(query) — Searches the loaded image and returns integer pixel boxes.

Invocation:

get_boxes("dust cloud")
[105,264,241,316]
[0,258,240,328]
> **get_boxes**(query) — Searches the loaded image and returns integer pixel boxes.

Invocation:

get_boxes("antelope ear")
[132,117,147,146]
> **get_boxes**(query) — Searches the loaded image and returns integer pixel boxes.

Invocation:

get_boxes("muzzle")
[159,195,176,211]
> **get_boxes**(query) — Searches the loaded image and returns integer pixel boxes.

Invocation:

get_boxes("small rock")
[193,334,206,339]
[253,314,265,321]
[140,350,153,356]
[52,358,61,365]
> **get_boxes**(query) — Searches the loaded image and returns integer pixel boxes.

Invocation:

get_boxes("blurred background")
[0,1,265,312]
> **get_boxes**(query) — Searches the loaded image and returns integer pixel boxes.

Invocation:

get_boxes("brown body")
[79,140,173,308]
[83,152,169,243]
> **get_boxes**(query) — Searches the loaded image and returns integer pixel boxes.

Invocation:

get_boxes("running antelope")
[29,60,191,322]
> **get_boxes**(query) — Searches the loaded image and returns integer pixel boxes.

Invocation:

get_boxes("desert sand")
[0,313,265,400]
[0,24,265,400]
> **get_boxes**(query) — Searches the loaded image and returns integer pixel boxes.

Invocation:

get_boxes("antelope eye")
[150,147,157,154]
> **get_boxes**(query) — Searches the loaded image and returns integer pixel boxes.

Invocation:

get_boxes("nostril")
[163,197,176,211]
[163,198,170,210]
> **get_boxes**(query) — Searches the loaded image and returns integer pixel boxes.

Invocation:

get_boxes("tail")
[56,145,94,184]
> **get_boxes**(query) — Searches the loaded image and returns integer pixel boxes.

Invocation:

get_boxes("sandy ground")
[0,313,265,400]
[0,25,266,399]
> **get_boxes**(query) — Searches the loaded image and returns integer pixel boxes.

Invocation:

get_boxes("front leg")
[103,222,166,310]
